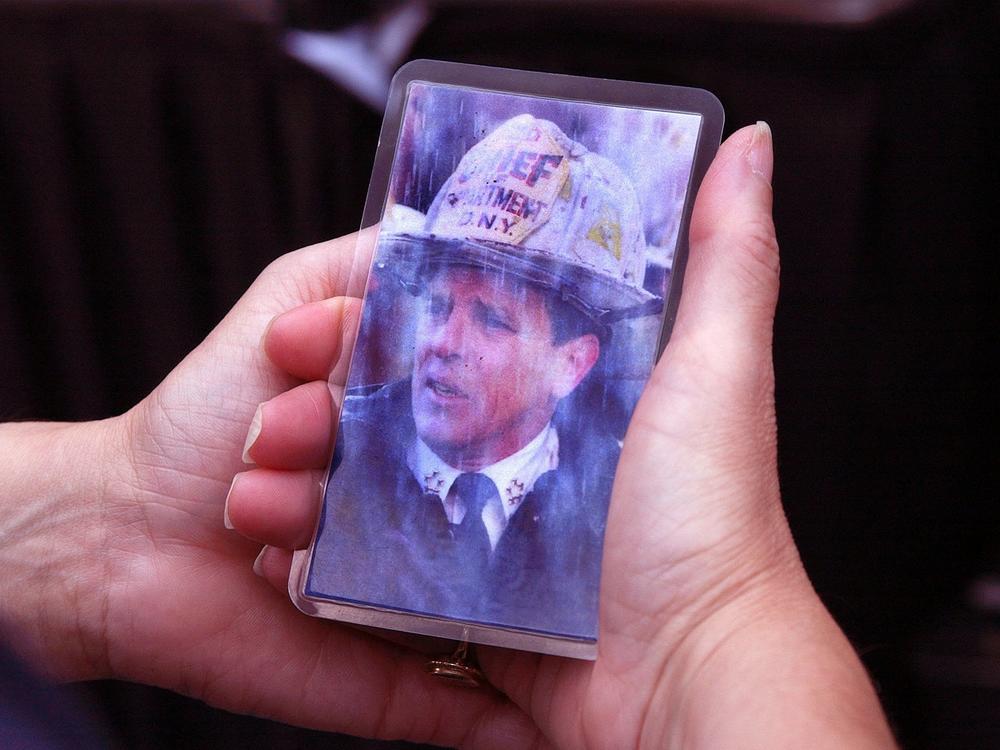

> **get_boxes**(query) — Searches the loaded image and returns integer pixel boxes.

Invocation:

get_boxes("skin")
[411,266,599,470]
[0,124,897,748]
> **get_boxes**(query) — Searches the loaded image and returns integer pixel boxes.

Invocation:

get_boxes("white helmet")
[380,114,661,321]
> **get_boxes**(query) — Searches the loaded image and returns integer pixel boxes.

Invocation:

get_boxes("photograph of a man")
[306,98,699,641]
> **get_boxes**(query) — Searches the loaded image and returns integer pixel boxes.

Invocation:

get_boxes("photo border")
[290,60,724,660]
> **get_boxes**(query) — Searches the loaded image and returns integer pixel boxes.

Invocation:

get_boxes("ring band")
[425,641,484,687]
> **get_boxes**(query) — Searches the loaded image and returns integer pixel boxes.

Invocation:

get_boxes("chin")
[414,411,461,450]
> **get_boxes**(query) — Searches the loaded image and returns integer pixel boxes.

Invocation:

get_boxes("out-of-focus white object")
[284,1,431,111]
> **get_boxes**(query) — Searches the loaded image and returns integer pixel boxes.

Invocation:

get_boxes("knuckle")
[257,250,296,283]
[731,215,780,283]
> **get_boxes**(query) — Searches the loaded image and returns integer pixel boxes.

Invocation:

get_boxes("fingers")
[669,122,779,379]
[252,544,294,591]
[229,379,334,555]
[224,468,323,549]
[242,381,338,469]
[221,602,544,748]
[264,297,363,384]
[234,306,354,558]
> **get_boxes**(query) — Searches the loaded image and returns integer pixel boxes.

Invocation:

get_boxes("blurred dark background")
[1,0,997,747]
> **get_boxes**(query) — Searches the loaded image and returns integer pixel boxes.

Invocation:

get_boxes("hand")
[0,123,895,748]
[230,123,895,748]
[0,235,536,746]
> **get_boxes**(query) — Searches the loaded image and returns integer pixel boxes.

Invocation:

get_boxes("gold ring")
[425,641,484,688]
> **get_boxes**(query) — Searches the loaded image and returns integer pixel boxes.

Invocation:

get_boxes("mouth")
[425,377,466,400]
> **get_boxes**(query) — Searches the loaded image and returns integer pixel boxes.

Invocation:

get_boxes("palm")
[106,242,339,708]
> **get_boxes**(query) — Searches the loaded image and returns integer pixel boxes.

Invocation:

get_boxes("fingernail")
[253,546,269,577]
[261,310,288,363]
[747,121,773,184]
[242,403,264,464]
[223,473,242,530]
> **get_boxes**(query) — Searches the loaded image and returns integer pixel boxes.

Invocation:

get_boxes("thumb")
[667,122,779,387]
[628,122,782,520]
[601,123,787,650]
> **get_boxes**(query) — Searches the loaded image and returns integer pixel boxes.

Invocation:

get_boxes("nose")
[424,307,466,360]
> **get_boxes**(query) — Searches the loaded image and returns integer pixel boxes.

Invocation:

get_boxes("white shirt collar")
[408,424,560,546]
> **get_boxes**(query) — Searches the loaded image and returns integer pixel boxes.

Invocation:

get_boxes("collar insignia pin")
[424,470,444,492]
[505,479,525,505]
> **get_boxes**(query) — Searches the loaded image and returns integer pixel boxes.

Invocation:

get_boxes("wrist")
[0,417,131,681]
[649,572,896,749]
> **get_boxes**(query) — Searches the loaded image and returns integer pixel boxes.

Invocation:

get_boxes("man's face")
[411,266,574,470]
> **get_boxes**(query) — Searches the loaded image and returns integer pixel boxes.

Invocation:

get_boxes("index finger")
[263,297,363,384]
[238,225,376,325]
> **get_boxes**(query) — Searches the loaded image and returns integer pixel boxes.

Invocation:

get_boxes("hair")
[543,293,609,347]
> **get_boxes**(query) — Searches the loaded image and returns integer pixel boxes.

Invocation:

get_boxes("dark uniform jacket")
[306,381,620,640]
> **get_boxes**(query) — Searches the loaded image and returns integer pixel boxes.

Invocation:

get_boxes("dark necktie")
[449,473,497,573]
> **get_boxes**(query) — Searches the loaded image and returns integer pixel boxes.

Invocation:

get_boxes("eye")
[427,294,451,321]
[477,304,516,333]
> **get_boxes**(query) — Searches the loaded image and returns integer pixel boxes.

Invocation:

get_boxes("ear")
[551,333,600,399]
